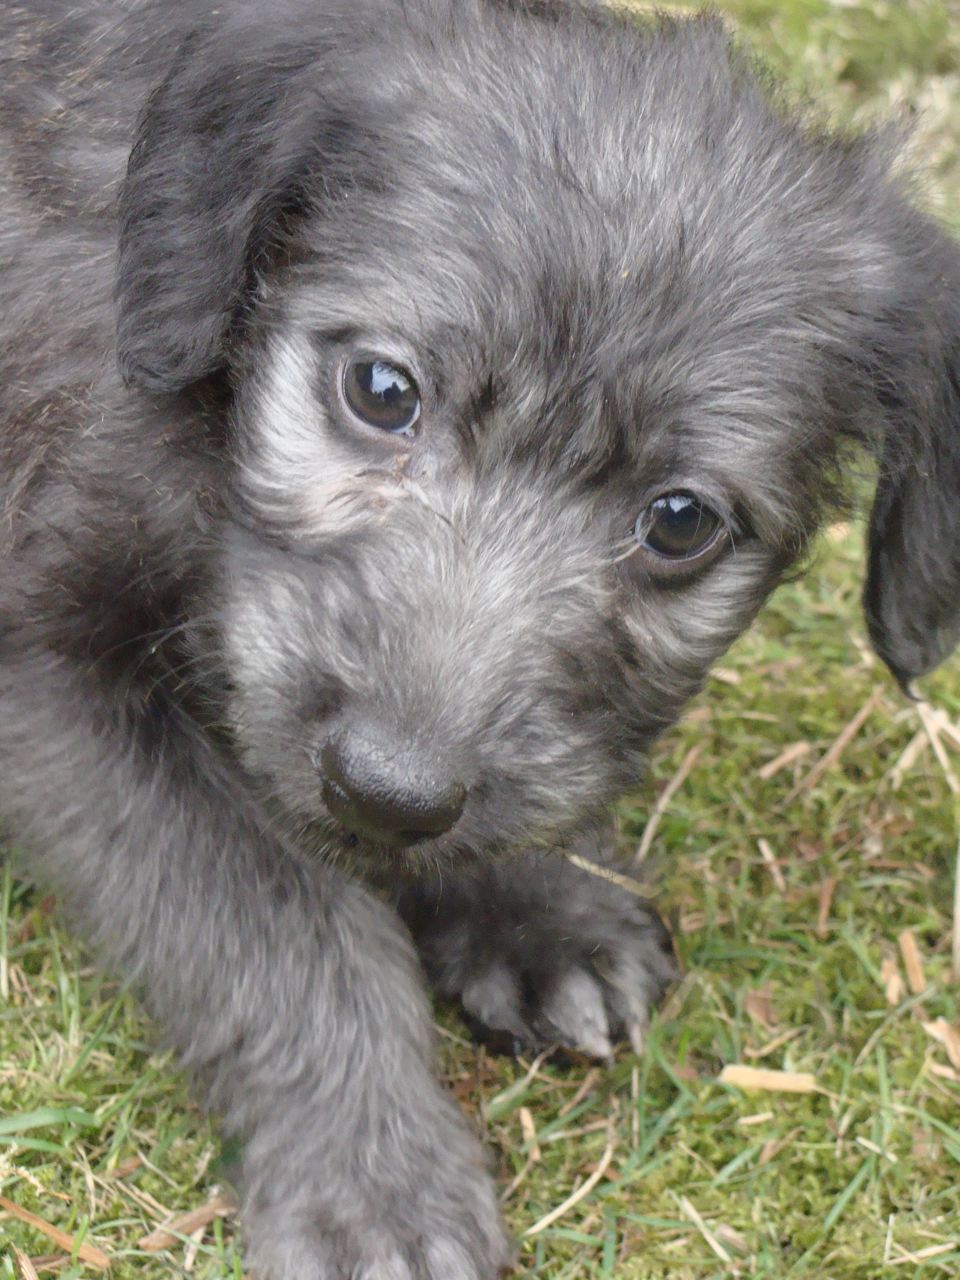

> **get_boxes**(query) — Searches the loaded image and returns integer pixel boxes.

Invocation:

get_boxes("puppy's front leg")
[0,650,510,1280]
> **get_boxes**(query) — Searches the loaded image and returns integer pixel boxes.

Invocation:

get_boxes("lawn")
[3,2,960,1277]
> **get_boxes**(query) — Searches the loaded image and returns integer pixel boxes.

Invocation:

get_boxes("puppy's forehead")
[275,7,890,531]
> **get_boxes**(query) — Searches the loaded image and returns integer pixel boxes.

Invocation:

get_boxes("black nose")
[320,731,467,846]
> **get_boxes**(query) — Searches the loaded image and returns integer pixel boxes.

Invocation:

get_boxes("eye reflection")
[631,491,729,576]
[341,358,421,435]
[640,492,721,559]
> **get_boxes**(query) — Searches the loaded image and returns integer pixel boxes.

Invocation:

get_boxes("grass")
[3,1,960,1276]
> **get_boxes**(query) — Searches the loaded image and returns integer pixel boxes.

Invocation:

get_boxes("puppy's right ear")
[863,225,960,689]
[115,20,372,394]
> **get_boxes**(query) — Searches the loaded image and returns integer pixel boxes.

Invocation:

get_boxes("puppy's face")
[116,1,960,863]
[222,242,792,860]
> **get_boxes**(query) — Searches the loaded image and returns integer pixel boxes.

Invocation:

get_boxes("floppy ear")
[115,16,375,393]
[863,227,960,689]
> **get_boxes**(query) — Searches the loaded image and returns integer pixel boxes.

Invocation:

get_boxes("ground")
[2,1,960,1277]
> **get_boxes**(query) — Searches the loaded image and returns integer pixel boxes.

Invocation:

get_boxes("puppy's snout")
[320,730,467,846]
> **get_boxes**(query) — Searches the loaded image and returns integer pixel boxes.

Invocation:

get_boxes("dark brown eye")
[341,358,420,435]
[635,491,726,571]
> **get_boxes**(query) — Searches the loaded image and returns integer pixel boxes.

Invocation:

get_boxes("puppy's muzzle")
[320,729,467,847]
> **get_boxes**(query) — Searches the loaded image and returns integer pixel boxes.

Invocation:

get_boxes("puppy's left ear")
[863,222,960,689]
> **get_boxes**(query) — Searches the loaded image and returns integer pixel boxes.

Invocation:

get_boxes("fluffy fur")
[2,2,959,1276]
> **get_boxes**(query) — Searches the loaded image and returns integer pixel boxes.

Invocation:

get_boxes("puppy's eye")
[634,491,727,575]
[341,358,421,436]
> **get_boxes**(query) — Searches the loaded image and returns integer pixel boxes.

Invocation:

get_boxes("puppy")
[2,1,958,1276]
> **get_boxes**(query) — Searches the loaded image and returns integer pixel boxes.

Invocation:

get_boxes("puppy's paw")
[245,1092,512,1280]
[456,897,675,1059]
[250,1226,510,1280]
[406,856,677,1059]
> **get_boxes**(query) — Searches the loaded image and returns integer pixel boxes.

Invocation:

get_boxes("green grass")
[3,2,960,1276]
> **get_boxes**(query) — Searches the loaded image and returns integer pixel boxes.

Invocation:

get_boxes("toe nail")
[627,1021,646,1056]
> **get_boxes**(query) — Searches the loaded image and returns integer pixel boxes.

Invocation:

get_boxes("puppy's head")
[117,0,960,863]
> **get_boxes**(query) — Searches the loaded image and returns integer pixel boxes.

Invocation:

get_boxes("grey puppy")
[2,1,959,1276]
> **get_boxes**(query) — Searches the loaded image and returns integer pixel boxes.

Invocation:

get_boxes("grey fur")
[2,1,960,1275]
